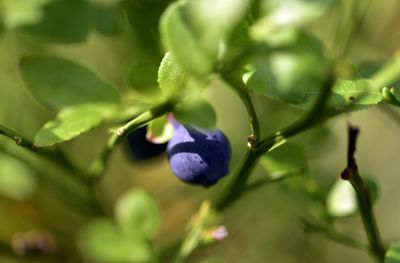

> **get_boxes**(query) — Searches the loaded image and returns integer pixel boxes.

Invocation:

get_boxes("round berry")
[167,121,231,187]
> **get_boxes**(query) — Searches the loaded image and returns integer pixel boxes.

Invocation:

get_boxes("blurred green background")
[0,0,400,262]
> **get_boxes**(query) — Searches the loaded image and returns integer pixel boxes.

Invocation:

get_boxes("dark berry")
[125,126,167,161]
[167,121,231,187]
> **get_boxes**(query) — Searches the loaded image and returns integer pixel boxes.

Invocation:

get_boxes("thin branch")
[220,74,261,145]
[341,125,386,262]
[301,219,367,251]
[88,101,175,183]
[0,125,87,184]
[213,73,335,211]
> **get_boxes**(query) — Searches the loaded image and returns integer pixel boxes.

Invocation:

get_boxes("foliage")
[0,0,399,263]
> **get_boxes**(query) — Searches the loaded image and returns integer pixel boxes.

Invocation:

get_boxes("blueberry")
[167,121,231,187]
[125,126,167,161]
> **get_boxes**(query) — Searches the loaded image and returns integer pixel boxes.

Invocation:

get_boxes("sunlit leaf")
[78,219,154,263]
[158,52,189,96]
[20,56,120,111]
[246,33,327,106]
[0,153,37,201]
[1,0,54,29]
[115,189,160,239]
[34,104,117,147]
[160,0,249,75]
[251,0,332,41]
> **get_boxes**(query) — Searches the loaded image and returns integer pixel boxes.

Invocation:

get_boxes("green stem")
[214,73,334,211]
[301,219,367,251]
[214,148,259,211]
[349,171,385,262]
[342,126,385,262]
[221,73,261,144]
[88,100,175,183]
[0,125,88,184]
[0,144,103,215]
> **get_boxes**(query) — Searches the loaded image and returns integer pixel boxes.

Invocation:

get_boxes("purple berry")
[167,121,231,187]
[125,126,167,161]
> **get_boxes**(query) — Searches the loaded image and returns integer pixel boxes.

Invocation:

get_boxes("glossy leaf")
[77,219,154,263]
[174,99,217,129]
[0,153,37,201]
[386,242,400,263]
[160,0,249,75]
[246,33,327,106]
[20,56,119,111]
[246,33,382,111]
[114,189,160,239]
[158,52,189,96]
[34,104,117,147]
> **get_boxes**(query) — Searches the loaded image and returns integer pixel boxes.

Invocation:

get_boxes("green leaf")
[1,0,54,29]
[22,0,94,43]
[0,153,37,201]
[329,79,382,111]
[78,219,154,263]
[246,33,382,111]
[123,0,169,60]
[160,0,249,75]
[246,33,327,105]
[85,0,122,8]
[20,56,119,111]
[174,99,217,129]
[146,116,174,144]
[251,0,332,41]
[260,142,308,179]
[386,242,400,263]
[158,52,189,96]
[92,6,122,35]
[128,62,161,97]
[160,2,213,76]
[114,189,160,239]
[34,104,117,147]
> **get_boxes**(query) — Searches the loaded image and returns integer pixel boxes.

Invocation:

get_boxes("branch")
[341,125,386,262]
[301,219,367,251]
[88,101,175,183]
[0,125,87,184]
[213,73,335,211]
